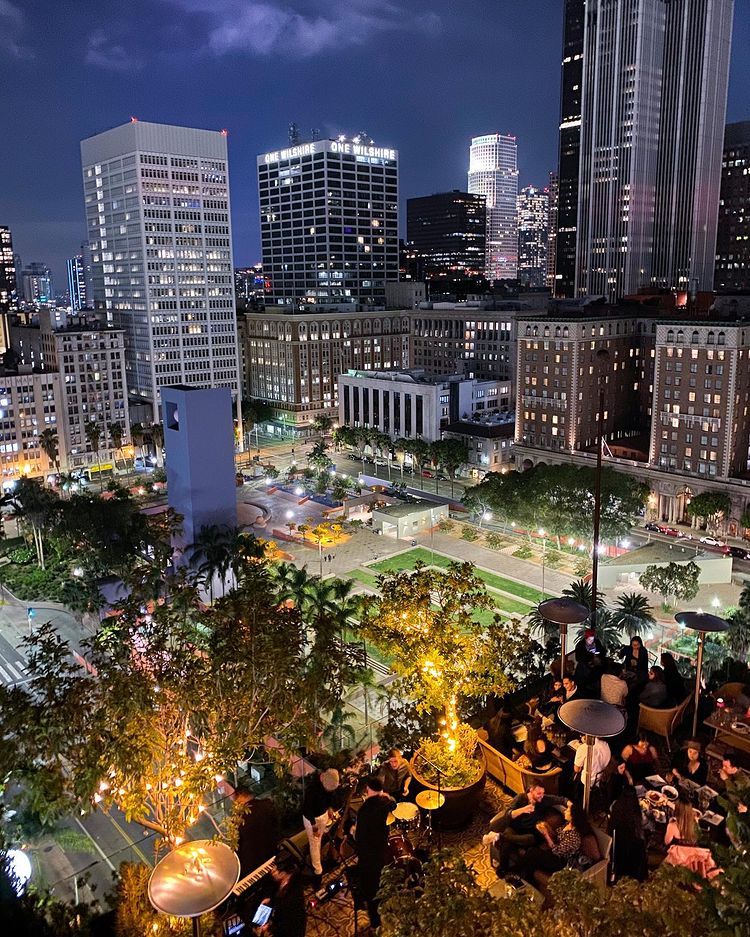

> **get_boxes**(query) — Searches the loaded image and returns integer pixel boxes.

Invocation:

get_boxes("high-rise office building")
[257,136,399,309]
[517,185,549,288]
[468,134,519,281]
[715,121,750,292]
[554,0,585,298]
[80,120,240,420]
[562,0,733,302]
[546,171,559,290]
[0,226,16,309]
[67,244,94,311]
[21,262,54,304]
[406,191,485,281]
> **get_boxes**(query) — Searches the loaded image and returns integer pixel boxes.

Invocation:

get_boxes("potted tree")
[361,561,531,828]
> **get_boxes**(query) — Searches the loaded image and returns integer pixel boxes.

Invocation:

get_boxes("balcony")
[521,394,567,410]
[659,409,721,431]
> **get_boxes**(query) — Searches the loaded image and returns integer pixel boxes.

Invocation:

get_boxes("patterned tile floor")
[304,781,510,936]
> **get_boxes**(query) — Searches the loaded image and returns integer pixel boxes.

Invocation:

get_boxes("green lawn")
[491,594,535,616]
[347,568,380,589]
[368,548,548,604]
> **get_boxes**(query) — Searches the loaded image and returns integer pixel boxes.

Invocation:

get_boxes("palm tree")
[574,607,624,654]
[150,422,164,468]
[562,578,605,613]
[189,524,235,602]
[322,702,358,753]
[611,592,655,639]
[11,477,59,568]
[84,419,103,489]
[108,421,124,472]
[38,428,60,474]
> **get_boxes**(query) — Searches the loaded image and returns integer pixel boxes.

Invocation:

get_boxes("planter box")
[409,748,487,830]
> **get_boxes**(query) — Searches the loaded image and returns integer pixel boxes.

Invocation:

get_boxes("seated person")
[664,795,720,879]
[600,660,629,709]
[375,748,411,800]
[671,741,708,786]
[484,709,519,758]
[573,735,611,789]
[621,734,660,783]
[518,802,591,885]
[716,753,742,788]
[515,720,555,772]
[660,652,687,703]
[639,666,668,708]
[573,628,606,689]
[537,677,565,717]
[621,635,649,686]
[484,782,570,873]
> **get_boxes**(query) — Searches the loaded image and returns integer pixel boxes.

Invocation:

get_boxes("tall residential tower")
[80,120,240,419]
[715,121,750,292]
[517,185,549,288]
[468,134,519,281]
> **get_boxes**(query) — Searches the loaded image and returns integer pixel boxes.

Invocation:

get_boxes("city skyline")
[3,0,749,288]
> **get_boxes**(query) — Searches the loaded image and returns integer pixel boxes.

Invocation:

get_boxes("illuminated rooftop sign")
[261,140,397,164]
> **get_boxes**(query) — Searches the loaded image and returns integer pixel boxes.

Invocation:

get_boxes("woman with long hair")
[665,794,698,846]
[609,782,647,880]
[519,802,591,882]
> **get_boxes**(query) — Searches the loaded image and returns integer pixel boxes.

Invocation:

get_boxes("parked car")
[658,525,679,536]
[729,546,750,560]
[700,535,727,547]
[421,470,433,478]
[644,522,660,532]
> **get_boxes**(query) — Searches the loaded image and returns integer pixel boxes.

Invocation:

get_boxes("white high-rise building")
[80,120,240,420]
[468,134,519,281]
[574,0,734,301]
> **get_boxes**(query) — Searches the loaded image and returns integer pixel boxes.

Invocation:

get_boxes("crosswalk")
[0,655,29,687]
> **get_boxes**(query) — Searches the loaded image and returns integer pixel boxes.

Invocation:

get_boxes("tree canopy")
[640,561,701,607]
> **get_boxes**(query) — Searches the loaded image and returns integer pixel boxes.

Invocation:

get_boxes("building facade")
[517,185,549,289]
[406,191,486,281]
[10,309,130,471]
[80,120,240,419]
[546,171,559,290]
[715,121,750,292]
[21,262,53,304]
[443,418,515,476]
[567,0,733,302]
[67,249,93,312]
[0,226,16,309]
[409,300,526,387]
[0,368,65,485]
[257,137,399,309]
[468,134,519,281]
[338,369,511,443]
[240,309,410,431]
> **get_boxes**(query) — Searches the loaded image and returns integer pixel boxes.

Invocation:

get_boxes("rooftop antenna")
[310,127,320,141]
[288,122,300,145]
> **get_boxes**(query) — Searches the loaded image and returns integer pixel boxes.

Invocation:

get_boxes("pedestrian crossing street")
[0,655,28,687]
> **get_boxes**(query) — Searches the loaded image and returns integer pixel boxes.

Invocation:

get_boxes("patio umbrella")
[538,597,591,681]
[559,699,625,812]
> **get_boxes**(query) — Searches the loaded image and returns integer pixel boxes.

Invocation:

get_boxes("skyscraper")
[714,121,750,292]
[257,135,399,309]
[554,0,585,298]
[406,191,485,281]
[517,185,549,288]
[546,171,558,290]
[80,120,240,419]
[21,262,54,303]
[563,0,734,302]
[468,134,519,281]
[0,226,16,309]
[67,245,93,311]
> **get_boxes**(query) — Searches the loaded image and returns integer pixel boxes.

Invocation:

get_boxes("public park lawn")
[368,548,547,604]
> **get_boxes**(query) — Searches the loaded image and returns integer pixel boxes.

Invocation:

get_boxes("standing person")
[233,786,280,879]
[660,652,687,703]
[376,749,412,800]
[609,782,647,880]
[354,776,396,928]
[301,768,340,886]
[574,628,606,691]
[573,736,612,790]
[621,635,649,686]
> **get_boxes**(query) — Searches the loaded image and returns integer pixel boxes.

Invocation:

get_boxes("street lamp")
[479,510,492,529]
[285,509,295,538]
[675,610,728,737]
[590,348,610,623]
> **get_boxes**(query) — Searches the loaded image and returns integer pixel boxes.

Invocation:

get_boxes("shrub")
[9,546,34,565]
[575,556,592,577]
[461,525,479,542]
[512,544,533,559]
[437,518,454,533]
[545,550,563,569]
[485,532,506,550]
[415,723,483,788]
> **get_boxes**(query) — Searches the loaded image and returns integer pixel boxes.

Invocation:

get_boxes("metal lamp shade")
[558,699,626,738]
[675,611,729,634]
[537,597,590,625]
[148,840,240,919]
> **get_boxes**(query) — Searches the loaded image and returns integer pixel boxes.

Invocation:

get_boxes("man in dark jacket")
[354,776,396,927]
[573,628,606,692]
[485,782,570,873]
[233,786,280,879]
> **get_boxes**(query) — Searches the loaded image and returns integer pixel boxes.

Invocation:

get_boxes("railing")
[659,410,721,430]
[521,395,568,410]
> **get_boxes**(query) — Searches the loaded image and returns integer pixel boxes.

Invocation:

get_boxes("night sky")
[2,0,750,287]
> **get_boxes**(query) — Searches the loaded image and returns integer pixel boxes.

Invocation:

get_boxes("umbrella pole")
[583,735,593,813]
[560,623,568,682]
[692,630,705,738]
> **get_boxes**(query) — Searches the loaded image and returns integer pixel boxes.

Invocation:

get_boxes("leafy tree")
[640,560,701,608]
[433,438,469,496]
[562,578,605,612]
[107,421,124,471]
[611,591,655,639]
[189,524,236,602]
[687,491,731,532]
[360,563,531,734]
[0,560,363,847]
[8,477,60,568]
[37,428,59,472]
[297,520,346,576]
[741,507,750,532]
[311,414,333,437]
[307,439,333,472]
[130,421,145,462]
[332,425,357,452]
[726,582,750,660]
[403,438,430,489]
[149,422,164,468]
